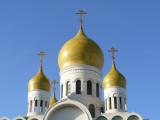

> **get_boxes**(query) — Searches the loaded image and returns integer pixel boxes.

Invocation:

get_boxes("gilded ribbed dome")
[49,96,57,106]
[103,62,126,89]
[28,64,51,92]
[58,27,104,70]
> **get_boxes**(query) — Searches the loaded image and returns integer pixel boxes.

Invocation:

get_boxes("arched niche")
[14,116,26,120]
[112,116,123,120]
[96,116,108,120]
[127,115,140,120]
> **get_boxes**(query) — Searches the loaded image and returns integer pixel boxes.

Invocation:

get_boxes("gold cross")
[76,9,87,27]
[37,50,47,64]
[51,80,59,96]
[108,47,118,62]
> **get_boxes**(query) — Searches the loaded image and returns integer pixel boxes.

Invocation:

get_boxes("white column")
[28,101,30,113]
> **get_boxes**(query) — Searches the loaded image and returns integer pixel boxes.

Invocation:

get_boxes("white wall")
[27,90,50,116]
[104,87,127,113]
[60,65,104,118]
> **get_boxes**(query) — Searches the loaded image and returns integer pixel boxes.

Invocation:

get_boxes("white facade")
[60,65,103,119]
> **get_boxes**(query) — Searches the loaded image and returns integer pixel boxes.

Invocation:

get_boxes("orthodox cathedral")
[1,10,145,120]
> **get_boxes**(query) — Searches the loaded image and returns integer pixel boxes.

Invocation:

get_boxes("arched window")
[76,80,81,94]
[89,104,95,118]
[40,100,43,107]
[66,81,71,96]
[109,97,112,109]
[87,80,92,95]
[114,97,117,109]
[40,100,43,112]
[119,97,122,109]
[100,107,104,113]
[45,101,48,107]
[61,84,63,98]
[35,100,38,107]
[96,83,99,97]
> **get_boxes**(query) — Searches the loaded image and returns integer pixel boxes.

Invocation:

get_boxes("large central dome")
[58,27,104,70]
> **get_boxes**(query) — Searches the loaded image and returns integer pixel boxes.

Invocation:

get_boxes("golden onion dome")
[49,96,57,106]
[28,64,51,92]
[58,26,104,70]
[103,62,126,89]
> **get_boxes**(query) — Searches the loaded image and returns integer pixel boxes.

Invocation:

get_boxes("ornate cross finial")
[37,50,47,64]
[76,9,87,28]
[51,80,59,96]
[108,47,118,63]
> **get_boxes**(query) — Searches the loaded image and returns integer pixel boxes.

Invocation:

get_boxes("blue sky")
[0,0,159,119]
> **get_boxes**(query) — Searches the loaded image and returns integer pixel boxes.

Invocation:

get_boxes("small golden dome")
[58,27,104,70]
[28,64,50,92]
[103,62,126,89]
[49,96,57,106]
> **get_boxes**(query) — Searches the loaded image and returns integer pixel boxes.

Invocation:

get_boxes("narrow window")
[47,102,49,107]
[114,97,117,109]
[89,104,95,118]
[96,83,99,97]
[100,107,104,113]
[119,97,122,109]
[40,100,43,112]
[109,97,112,109]
[76,80,81,94]
[35,100,38,107]
[40,100,43,107]
[45,101,47,107]
[87,80,92,95]
[66,82,68,96]
[30,101,32,112]
[61,84,63,98]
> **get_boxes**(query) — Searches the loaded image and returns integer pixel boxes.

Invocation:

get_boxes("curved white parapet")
[0,117,10,120]
[43,99,92,120]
